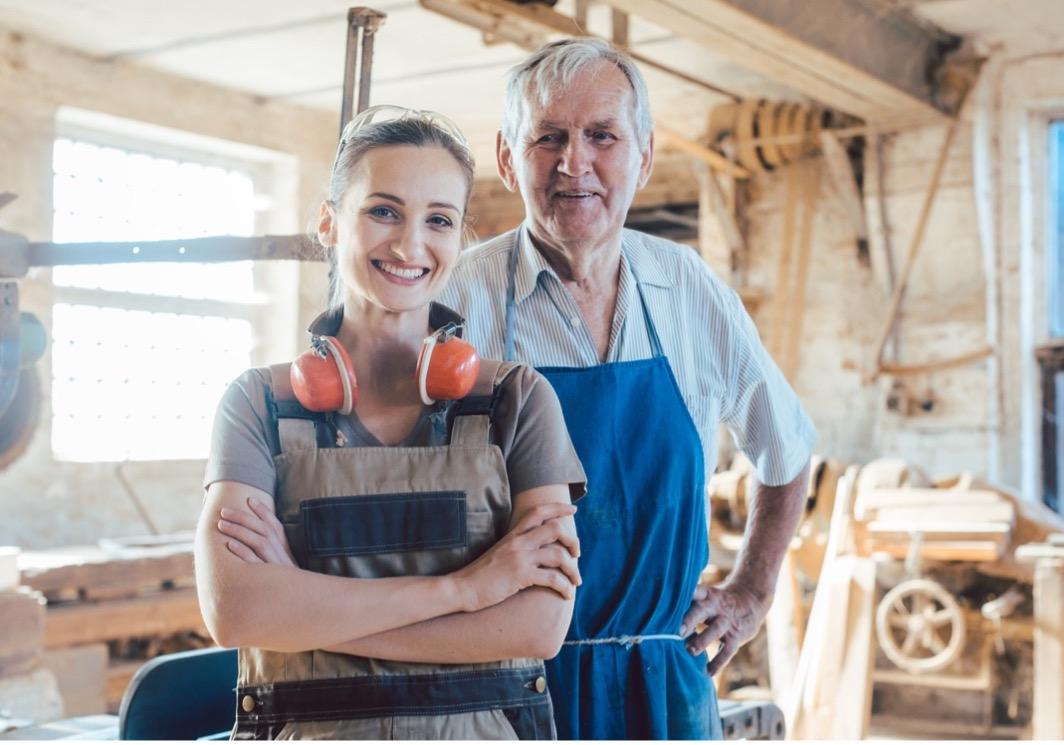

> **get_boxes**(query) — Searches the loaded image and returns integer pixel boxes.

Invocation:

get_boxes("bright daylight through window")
[50,137,261,461]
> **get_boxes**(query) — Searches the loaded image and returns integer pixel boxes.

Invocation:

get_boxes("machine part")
[0,280,19,416]
[981,585,1026,656]
[719,699,785,740]
[19,312,46,365]
[340,7,387,132]
[0,366,40,471]
[876,577,966,674]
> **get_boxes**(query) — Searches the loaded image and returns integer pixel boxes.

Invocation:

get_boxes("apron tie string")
[562,634,684,651]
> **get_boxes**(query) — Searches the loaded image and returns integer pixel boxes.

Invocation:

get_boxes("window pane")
[51,304,253,461]
[51,138,257,302]
[50,134,260,462]
[1051,121,1064,337]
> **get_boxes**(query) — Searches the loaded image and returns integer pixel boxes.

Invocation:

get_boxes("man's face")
[498,60,654,253]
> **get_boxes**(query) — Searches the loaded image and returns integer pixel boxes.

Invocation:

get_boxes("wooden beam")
[44,588,206,648]
[819,131,869,258]
[1033,560,1064,739]
[656,123,750,179]
[603,0,964,120]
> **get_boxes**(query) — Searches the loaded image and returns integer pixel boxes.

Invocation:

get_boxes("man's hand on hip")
[679,580,771,676]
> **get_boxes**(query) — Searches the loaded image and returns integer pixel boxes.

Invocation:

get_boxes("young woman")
[195,107,586,740]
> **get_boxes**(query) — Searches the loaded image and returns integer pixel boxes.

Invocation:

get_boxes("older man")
[440,38,816,740]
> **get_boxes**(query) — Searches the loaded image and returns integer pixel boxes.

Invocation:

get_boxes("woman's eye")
[369,205,398,219]
[429,215,454,228]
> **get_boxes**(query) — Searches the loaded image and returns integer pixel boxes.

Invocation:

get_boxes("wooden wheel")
[875,578,966,674]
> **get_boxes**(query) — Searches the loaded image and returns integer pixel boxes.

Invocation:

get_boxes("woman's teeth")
[374,260,428,280]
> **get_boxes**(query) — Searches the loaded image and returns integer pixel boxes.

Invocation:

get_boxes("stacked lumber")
[0,548,63,733]
[16,533,211,714]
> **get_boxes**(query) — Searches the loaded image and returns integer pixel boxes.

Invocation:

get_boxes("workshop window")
[1040,119,1064,510]
[50,137,264,462]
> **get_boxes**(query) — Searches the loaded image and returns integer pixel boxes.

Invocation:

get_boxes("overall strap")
[447,360,517,446]
[268,363,320,453]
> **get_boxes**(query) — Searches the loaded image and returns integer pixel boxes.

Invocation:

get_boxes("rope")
[562,634,685,651]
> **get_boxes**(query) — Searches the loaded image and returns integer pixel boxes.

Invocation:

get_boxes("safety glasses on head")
[332,105,471,171]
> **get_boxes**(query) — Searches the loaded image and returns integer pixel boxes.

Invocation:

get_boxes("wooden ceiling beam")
[603,0,974,121]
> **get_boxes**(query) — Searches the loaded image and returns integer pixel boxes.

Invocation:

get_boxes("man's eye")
[536,133,561,144]
[591,131,616,142]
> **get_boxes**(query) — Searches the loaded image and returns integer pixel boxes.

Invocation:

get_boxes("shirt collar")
[514,224,675,301]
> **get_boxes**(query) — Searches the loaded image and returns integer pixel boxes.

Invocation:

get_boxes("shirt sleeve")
[719,288,817,487]
[493,365,588,501]
[203,368,277,496]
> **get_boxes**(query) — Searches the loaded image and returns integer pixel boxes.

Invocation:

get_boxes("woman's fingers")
[218,519,270,561]
[225,538,263,564]
[537,544,582,587]
[533,568,575,600]
[511,502,576,534]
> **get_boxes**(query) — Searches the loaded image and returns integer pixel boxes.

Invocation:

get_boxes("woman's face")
[321,144,467,315]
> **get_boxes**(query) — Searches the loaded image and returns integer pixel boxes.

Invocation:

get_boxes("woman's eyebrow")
[367,192,404,204]
[429,201,460,213]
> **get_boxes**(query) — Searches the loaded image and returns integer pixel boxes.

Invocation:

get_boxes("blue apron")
[503,237,722,740]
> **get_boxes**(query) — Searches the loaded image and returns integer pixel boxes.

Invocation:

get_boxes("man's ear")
[496,131,519,193]
[637,130,655,190]
[317,201,337,247]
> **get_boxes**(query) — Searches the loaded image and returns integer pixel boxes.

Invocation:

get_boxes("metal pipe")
[340,7,387,135]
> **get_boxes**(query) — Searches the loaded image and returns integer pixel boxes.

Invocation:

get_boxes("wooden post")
[1034,559,1064,739]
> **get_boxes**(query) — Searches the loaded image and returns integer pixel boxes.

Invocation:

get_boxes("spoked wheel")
[875,578,965,674]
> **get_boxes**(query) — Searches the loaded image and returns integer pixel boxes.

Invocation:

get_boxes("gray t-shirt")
[204,363,587,500]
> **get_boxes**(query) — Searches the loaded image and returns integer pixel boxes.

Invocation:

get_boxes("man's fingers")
[707,636,738,676]
[225,539,263,564]
[680,591,720,637]
[685,615,729,655]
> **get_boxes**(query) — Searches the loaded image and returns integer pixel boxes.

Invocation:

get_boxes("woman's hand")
[217,497,297,568]
[450,502,581,612]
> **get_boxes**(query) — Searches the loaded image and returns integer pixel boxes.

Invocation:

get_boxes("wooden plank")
[870,502,1015,525]
[779,162,818,381]
[0,667,63,724]
[655,123,750,179]
[105,661,143,714]
[697,164,742,280]
[44,588,206,649]
[869,541,1002,563]
[866,520,1012,537]
[831,557,876,739]
[857,487,1005,512]
[0,547,18,591]
[765,549,802,704]
[0,589,45,666]
[604,0,953,120]
[19,542,194,601]
[41,645,107,718]
[1033,559,1064,739]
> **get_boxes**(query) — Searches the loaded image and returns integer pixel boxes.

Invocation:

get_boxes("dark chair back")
[118,647,237,740]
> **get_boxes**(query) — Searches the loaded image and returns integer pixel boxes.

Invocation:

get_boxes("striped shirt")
[439,225,816,486]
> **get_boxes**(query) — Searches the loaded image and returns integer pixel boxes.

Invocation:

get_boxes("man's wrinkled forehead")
[516,66,638,136]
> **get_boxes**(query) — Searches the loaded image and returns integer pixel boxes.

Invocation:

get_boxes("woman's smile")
[371,258,431,285]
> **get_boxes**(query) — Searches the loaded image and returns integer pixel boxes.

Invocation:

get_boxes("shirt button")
[569,315,580,328]
[535,676,547,694]
[241,695,256,713]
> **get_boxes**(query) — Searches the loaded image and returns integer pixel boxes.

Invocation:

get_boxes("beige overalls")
[232,356,556,740]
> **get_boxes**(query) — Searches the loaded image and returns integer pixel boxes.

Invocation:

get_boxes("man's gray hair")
[501,38,653,149]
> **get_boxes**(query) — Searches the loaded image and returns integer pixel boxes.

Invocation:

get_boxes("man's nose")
[558,136,592,177]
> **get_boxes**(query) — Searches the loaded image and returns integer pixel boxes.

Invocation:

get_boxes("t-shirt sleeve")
[493,365,587,501]
[203,368,277,496]
[719,287,817,487]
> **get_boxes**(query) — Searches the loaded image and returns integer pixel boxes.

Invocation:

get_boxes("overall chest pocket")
[302,491,468,557]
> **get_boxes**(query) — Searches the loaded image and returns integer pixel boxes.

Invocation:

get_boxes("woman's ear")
[317,201,337,247]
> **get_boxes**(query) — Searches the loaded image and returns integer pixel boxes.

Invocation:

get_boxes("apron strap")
[268,363,321,453]
[447,360,518,446]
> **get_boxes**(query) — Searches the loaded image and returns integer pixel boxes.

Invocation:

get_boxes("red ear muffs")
[416,325,480,405]
[290,336,357,415]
